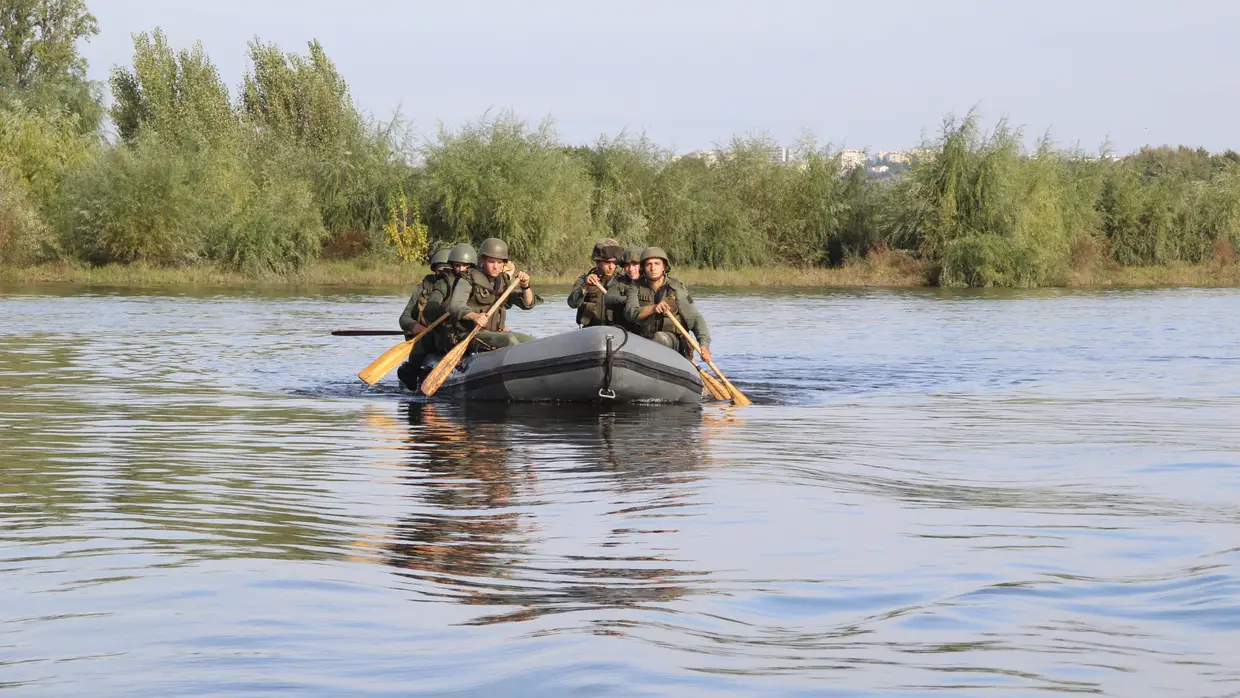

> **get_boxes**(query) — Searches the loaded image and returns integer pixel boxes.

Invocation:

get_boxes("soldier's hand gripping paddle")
[357,313,449,385]
[420,276,524,397]
[663,310,751,406]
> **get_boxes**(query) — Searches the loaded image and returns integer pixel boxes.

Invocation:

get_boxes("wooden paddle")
[420,276,524,397]
[662,310,751,406]
[694,361,730,401]
[333,330,407,336]
[357,313,449,385]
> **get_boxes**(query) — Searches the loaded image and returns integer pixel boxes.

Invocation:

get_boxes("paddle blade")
[357,339,415,385]
[703,359,751,406]
[728,386,752,407]
[419,333,473,397]
[697,366,729,400]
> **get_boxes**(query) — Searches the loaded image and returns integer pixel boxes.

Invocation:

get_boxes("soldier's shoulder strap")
[666,277,693,302]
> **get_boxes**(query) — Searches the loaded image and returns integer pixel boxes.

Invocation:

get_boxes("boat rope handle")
[599,329,629,400]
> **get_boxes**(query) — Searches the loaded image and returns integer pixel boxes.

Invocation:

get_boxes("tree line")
[3,0,1239,286]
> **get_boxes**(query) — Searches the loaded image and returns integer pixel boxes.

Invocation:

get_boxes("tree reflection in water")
[375,400,730,625]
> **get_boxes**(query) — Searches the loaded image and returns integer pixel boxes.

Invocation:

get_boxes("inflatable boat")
[400,326,703,403]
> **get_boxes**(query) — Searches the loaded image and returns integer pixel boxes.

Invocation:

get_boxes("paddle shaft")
[662,310,751,406]
[420,276,525,397]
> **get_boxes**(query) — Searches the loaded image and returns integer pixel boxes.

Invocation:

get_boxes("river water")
[2,284,1238,696]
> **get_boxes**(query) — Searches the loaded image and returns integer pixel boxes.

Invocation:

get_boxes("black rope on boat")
[599,328,629,400]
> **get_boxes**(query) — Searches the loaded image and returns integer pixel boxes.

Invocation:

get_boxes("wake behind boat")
[401,326,703,403]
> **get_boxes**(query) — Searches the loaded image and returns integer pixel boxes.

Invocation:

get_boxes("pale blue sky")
[79,0,1240,154]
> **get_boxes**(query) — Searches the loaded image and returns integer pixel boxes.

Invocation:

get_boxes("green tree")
[109,28,236,148]
[0,0,102,130]
[424,112,596,269]
[239,38,407,242]
[240,39,358,148]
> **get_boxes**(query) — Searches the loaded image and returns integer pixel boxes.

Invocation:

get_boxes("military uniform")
[604,276,638,331]
[396,248,454,392]
[623,275,710,358]
[398,273,441,335]
[604,244,645,333]
[446,267,540,350]
[566,268,619,327]
[427,273,462,352]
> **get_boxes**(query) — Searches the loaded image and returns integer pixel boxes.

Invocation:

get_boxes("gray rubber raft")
[412,326,703,403]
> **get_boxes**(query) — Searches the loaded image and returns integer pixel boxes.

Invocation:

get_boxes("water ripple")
[3,286,1240,695]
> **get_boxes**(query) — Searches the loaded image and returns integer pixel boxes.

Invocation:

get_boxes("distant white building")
[869,165,890,175]
[876,151,909,165]
[838,149,867,172]
[681,149,719,165]
[764,146,789,164]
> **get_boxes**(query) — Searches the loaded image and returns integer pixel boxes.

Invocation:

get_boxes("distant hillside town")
[673,146,1123,178]
[673,147,931,178]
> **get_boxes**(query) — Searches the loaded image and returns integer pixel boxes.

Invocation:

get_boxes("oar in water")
[357,313,449,386]
[662,310,751,407]
[694,361,730,401]
[420,276,524,397]
[332,330,407,336]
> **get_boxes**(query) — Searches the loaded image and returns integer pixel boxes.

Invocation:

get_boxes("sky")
[78,0,1240,155]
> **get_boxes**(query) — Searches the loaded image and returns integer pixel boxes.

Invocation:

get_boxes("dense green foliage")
[3,3,1240,285]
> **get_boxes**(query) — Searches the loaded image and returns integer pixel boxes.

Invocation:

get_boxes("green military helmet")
[621,244,644,264]
[447,243,478,266]
[479,237,509,261]
[640,246,670,267]
[429,247,452,269]
[591,237,622,261]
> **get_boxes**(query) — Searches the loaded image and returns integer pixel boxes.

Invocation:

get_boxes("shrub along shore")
[6,257,1240,290]
[4,2,1240,289]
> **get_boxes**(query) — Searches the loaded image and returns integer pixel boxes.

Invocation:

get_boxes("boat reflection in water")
[364,401,736,625]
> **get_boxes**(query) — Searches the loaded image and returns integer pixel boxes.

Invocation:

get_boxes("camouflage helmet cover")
[620,244,645,264]
[591,237,622,261]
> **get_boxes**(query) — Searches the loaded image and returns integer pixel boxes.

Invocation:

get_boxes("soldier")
[397,247,461,392]
[605,244,644,331]
[566,237,623,327]
[623,246,712,363]
[446,237,540,351]
[429,243,478,352]
[399,248,452,337]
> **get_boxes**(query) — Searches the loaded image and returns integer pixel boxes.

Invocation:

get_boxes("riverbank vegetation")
[4,0,1240,288]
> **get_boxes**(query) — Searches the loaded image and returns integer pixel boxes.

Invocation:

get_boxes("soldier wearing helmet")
[427,243,479,352]
[604,244,645,332]
[566,237,623,328]
[399,247,453,337]
[623,246,712,362]
[445,237,540,350]
[397,247,456,391]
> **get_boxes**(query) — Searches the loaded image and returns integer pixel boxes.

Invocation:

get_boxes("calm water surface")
[2,284,1239,696]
